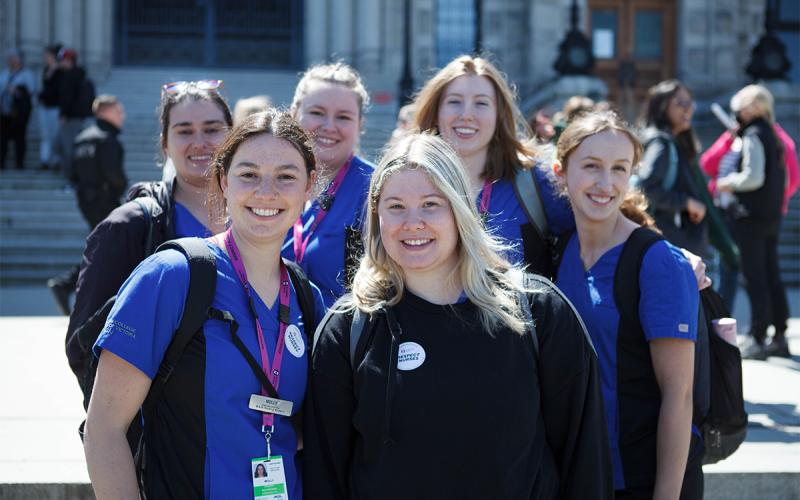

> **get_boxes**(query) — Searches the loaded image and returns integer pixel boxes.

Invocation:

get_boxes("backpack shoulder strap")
[512,165,549,241]
[131,196,161,256]
[349,307,369,368]
[283,259,317,339]
[144,238,217,410]
[517,290,539,361]
[613,227,664,332]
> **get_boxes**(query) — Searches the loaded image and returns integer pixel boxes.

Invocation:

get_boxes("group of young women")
[77,55,710,500]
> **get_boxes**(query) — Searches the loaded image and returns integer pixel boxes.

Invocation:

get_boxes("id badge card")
[252,456,289,500]
[249,394,293,417]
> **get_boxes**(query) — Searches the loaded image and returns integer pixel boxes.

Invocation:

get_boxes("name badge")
[249,394,293,417]
[252,456,289,500]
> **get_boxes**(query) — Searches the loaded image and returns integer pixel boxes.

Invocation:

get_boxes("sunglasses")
[161,79,224,94]
[673,98,695,110]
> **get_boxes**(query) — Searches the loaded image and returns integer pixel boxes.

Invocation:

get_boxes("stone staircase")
[0,66,397,285]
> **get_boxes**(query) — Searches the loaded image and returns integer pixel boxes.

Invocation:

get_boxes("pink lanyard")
[479,179,494,216]
[223,229,291,428]
[292,155,354,263]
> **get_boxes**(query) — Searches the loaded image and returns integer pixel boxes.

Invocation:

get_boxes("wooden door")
[588,0,675,121]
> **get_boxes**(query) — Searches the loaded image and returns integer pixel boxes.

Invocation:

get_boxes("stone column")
[304,0,326,65]
[330,0,354,60]
[84,0,112,78]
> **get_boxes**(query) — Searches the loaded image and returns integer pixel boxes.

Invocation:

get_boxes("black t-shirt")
[305,279,613,500]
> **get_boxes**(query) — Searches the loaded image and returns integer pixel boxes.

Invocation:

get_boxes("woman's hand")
[685,197,707,223]
[680,249,712,290]
[84,350,152,500]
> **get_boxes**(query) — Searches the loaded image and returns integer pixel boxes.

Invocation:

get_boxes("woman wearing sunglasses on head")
[84,110,326,499]
[281,62,375,307]
[304,132,613,500]
[66,80,233,395]
[411,55,575,277]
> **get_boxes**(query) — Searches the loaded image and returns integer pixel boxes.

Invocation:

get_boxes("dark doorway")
[114,0,304,69]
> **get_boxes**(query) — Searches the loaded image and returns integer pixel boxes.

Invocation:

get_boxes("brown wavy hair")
[411,55,537,182]
[556,111,657,229]
[207,109,316,225]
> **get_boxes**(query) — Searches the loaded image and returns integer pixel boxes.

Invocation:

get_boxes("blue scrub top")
[478,165,574,265]
[95,239,326,499]
[282,155,374,307]
[174,202,212,238]
[555,232,699,490]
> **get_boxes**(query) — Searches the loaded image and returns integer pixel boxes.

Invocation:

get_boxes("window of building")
[776,0,800,82]
[436,0,477,67]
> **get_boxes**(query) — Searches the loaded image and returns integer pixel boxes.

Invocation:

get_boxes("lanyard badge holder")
[292,155,354,263]
[221,229,293,499]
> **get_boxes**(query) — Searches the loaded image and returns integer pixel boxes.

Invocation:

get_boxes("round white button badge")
[284,325,305,358]
[397,342,426,371]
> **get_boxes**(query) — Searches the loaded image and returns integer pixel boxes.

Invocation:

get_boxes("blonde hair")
[730,84,774,123]
[233,95,271,126]
[556,111,657,229]
[348,132,529,334]
[290,61,370,118]
[411,55,537,182]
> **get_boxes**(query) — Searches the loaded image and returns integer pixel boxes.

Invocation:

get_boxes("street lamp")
[553,0,594,75]
[398,0,414,107]
[745,0,791,81]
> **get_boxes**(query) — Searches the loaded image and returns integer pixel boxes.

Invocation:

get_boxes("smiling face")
[294,81,361,171]
[436,74,498,162]
[221,134,314,246]
[666,86,694,135]
[377,169,459,283]
[165,99,229,188]
[559,129,635,225]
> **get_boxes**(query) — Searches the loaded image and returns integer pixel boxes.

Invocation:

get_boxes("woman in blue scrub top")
[66,81,234,385]
[411,55,573,276]
[553,111,703,499]
[84,110,326,499]
[282,62,375,306]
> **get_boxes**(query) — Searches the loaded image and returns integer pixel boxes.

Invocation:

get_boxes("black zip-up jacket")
[65,179,176,381]
[71,119,127,204]
[305,279,613,500]
[57,66,85,118]
[39,66,61,106]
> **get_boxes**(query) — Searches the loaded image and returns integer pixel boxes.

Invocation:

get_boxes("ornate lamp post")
[745,0,791,80]
[398,0,414,107]
[553,0,594,75]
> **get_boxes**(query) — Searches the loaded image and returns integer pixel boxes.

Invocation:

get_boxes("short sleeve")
[639,241,699,342]
[93,249,190,379]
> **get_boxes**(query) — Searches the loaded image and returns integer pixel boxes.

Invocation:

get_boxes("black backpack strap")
[512,165,549,241]
[283,259,317,339]
[550,230,573,281]
[144,238,217,411]
[613,227,664,334]
[349,307,369,368]
[132,197,161,256]
[517,290,539,361]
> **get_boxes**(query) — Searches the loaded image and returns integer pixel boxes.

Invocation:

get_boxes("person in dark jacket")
[717,85,790,359]
[38,43,62,170]
[637,80,710,259]
[305,132,613,500]
[64,82,232,380]
[0,48,34,170]
[55,47,89,180]
[48,95,128,314]
[71,94,127,227]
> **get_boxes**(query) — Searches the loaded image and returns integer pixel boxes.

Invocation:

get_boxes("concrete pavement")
[0,286,798,499]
